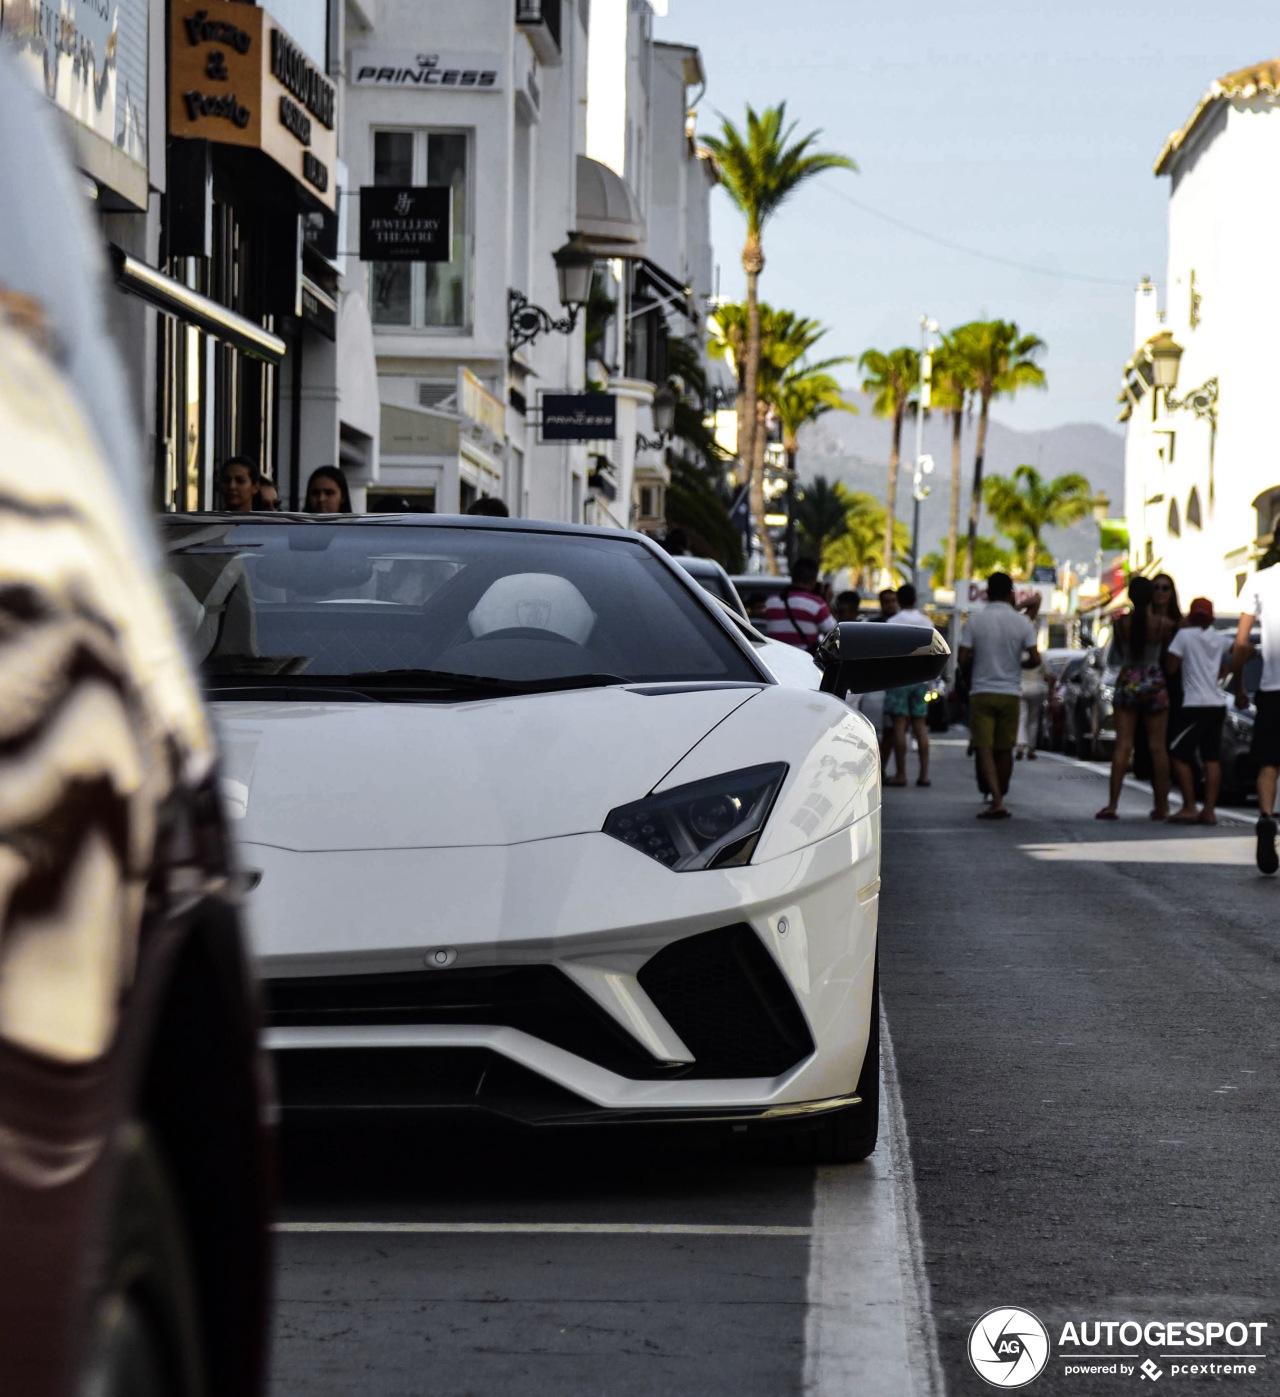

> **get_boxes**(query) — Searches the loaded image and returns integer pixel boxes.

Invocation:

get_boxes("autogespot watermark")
[967,1310,1269,1385]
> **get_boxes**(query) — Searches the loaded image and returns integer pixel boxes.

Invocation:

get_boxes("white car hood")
[214,686,758,851]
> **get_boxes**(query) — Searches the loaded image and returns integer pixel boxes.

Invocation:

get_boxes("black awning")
[108,246,287,365]
[634,258,696,326]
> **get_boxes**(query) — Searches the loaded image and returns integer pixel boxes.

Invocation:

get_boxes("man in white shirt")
[1235,567,1280,871]
[958,572,1039,819]
[1166,597,1241,825]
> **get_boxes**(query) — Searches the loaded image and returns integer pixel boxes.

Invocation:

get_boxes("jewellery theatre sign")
[359,187,451,263]
[169,0,338,210]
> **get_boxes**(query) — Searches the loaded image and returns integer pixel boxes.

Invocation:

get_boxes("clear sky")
[653,1,1278,432]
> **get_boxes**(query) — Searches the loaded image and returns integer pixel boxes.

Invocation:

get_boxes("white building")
[345,0,605,518]
[1121,57,1280,609]
[342,0,713,528]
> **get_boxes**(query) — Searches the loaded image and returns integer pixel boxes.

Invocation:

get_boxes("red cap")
[1189,597,1214,619]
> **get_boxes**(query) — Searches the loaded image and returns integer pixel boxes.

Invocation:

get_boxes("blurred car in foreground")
[163,514,947,1163]
[0,53,271,1397]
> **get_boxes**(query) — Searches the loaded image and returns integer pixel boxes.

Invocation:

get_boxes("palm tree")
[702,104,855,574]
[824,493,910,588]
[950,320,1047,581]
[793,473,853,561]
[922,534,1013,589]
[858,346,920,584]
[982,464,1093,578]
[931,336,976,588]
[773,372,855,564]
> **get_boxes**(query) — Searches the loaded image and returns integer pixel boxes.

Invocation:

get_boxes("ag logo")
[968,1307,1050,1388]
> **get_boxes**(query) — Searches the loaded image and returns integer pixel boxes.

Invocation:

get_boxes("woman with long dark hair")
[1095,574,1177,819]
[1134,572,1184,790]
[305,464,352,514]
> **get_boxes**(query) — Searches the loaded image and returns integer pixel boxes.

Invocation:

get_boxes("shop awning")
[108,246,286,365]
[576,155,646,254]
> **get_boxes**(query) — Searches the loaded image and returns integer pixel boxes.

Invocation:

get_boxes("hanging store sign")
[350,48,503,91]
[168,0,337,211]
[540,393,617,443]
[358,186,452,263]
[0,0,150,205]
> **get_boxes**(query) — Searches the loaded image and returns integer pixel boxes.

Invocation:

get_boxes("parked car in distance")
[674,556,749,619]
[1061,646,1117,761]
[1035,648,1086,751]
[0,52,272,1397]
[728,574,793,629]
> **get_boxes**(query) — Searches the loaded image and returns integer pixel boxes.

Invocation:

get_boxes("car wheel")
[77,1123,205,1397]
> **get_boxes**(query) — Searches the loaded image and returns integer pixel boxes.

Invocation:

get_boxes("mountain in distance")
[797,390,1125,578]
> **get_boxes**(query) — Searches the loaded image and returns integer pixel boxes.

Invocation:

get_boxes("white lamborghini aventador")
[164,515,947,1162]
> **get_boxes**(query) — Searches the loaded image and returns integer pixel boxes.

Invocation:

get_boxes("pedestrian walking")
[305,464,352,513]
[1134,572,1184,792]
[1094,575,1176,820]
[1234,566,1280,872]
[958,571,1039,819]
[1166,597,1241,825]
[883,584,934,788]
[833,589,861,622]
[763,557,836,650]
[1016,595,1047,760]
[876,588,900,622]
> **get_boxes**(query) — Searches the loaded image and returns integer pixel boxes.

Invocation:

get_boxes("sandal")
[1149,809,1170,821]
[1094,807,1118,820]
[1168,812,1200,825]
[977,807,1012,819]
[1198,813,1218,825]
[885,776,908,787]
[916,778,932,787]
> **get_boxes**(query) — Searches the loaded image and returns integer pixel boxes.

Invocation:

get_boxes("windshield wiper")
[340,668,632,695]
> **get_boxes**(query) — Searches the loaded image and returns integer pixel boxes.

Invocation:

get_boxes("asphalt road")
[880,738,1279,1395]
[267,737,1279,1396]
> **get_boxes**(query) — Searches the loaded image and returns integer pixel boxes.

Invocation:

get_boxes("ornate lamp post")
[507,231,596,353]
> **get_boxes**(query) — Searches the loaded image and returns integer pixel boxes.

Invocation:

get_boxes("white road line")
[1036,749,1256,825]
[803,1012,945,1397]
[276,1221,811,1237]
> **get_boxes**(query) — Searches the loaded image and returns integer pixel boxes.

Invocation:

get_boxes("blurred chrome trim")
[108,246,286,365]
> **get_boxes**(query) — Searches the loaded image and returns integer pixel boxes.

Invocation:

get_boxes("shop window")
[1187,487,1202,530]
[1167,499,1181,537]
[370,129,471,330]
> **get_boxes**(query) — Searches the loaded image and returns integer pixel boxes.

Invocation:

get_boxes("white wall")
[1125,93,1280,610]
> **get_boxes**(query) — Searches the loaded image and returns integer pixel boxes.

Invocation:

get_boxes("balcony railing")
[516,0,562,65]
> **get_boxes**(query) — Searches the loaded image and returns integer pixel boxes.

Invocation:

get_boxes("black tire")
[78,1123,206,1397]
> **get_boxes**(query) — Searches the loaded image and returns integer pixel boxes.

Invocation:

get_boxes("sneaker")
[1256,815,1278,875]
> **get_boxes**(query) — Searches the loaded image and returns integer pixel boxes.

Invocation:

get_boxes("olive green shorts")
[969,692,1020,751]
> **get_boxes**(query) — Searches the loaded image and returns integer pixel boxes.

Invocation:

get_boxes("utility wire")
[816,183,1136,288]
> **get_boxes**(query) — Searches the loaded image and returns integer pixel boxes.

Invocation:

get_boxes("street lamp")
[636,385,677,451]
[507,231,596,353]
[910,315,939,589]
[1145,330,1218,421]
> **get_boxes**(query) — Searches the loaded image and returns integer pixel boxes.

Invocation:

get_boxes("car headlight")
[603,763,787,871]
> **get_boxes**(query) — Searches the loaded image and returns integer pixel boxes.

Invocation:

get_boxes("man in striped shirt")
[763,558,836,649]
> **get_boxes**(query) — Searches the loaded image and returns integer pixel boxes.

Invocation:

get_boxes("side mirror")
[817,622,950,699]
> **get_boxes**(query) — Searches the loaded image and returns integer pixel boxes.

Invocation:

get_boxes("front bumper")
[244,815,880,1115]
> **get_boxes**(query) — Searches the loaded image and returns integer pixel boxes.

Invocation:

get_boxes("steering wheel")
[472,626,580,644]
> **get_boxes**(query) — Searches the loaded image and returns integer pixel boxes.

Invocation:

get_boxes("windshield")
[161,521,763,692]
